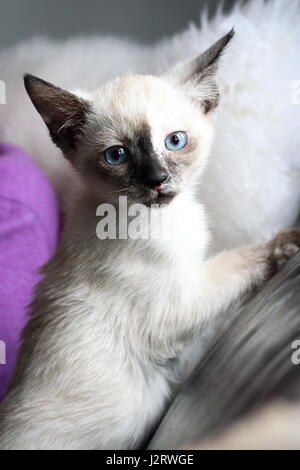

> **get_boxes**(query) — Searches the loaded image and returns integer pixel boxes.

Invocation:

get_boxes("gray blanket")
[148,251,300,449]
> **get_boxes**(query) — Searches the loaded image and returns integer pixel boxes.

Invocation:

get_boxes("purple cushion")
[0,143,60,402]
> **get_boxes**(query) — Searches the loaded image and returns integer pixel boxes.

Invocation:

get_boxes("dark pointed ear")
[169,29,234,113]
[24,74,91,155]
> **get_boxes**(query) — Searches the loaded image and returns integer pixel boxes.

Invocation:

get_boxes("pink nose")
[154,185,162,191]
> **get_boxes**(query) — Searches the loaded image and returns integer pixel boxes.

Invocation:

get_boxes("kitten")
[0,30,300,450]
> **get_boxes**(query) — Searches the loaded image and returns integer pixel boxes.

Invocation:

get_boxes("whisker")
[108,187,134,194]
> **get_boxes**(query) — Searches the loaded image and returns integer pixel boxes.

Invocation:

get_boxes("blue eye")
[165,131,187,151]
[104,146,129,165]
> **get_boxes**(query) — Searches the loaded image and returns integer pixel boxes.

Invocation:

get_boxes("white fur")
[1,0,299,252]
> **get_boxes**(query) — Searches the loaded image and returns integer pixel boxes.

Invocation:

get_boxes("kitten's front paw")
[267,229,300,275]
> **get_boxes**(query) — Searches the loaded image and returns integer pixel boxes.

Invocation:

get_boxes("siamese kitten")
[0,30,300,450]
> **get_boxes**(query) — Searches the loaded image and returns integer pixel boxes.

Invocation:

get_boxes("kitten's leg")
[198,229,300,318]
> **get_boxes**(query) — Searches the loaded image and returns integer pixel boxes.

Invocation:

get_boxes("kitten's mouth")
[145,189,177,207]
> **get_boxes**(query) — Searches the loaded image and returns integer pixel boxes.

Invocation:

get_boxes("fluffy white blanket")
[0,0,299,252]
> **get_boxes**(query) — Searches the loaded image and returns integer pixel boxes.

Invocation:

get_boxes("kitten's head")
[24,30,233,206]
